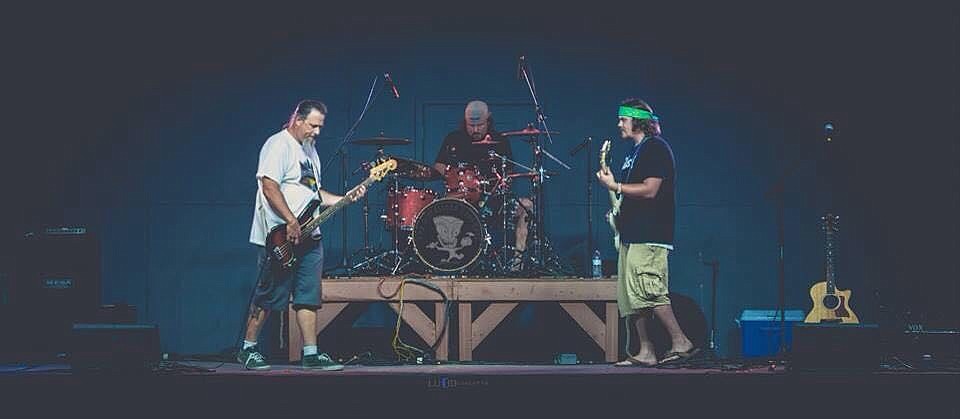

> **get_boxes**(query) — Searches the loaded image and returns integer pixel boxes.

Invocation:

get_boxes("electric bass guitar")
[266,158,397,269]
[804,213,860,323]
[599,139,621,250]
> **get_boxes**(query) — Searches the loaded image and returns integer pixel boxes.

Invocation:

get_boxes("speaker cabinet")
[790,323,880,372]
[12,228,101,359]
[70,323,160,372]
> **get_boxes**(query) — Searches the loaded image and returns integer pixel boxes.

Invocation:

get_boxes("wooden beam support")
[388,303,436,345]
[559,302,605,349]
[472,303,518,349]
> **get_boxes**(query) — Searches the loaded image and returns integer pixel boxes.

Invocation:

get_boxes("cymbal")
[350,136,412,146]
[506,170,558,179]
[472,137,501,145]
[500,125,559,137]
[391,156,442,181]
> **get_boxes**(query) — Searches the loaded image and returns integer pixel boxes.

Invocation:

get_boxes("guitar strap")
[302,139,324,206]
[304,141,324,240]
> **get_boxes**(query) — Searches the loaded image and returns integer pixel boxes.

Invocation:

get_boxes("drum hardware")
[391,156,443,181]
[441,162,488,206]
[349,148,431,275]
[351,169,419,275]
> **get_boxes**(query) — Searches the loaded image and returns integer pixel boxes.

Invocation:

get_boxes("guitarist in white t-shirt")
[239,100,366,371]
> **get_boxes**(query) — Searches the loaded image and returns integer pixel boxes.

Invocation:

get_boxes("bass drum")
[412,198,487,272]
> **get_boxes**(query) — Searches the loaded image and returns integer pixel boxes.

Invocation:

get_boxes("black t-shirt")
[615,136,676,245]
[434,129,514,176]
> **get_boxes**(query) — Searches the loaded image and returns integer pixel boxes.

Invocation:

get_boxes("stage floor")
[2,361,958,418]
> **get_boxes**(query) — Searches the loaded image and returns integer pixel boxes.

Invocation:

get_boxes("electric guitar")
[266,158,397,269]
[804,213,860,323]
[599,139,621,250]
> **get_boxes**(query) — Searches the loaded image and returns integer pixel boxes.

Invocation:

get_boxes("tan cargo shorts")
[617,243,671,317]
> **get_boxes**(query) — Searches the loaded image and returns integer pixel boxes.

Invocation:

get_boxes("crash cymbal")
[350,136,412,146]
[391,156,442,181]
[499,124,559,137]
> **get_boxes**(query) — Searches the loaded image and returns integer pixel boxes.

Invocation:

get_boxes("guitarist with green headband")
[596,98,698,366]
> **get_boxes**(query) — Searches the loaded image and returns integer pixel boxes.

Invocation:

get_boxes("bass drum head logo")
[413,198,485,272]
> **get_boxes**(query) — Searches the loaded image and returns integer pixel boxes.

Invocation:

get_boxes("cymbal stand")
[350,147,390,274]
[484,155,514,275]
[352,171,416,275]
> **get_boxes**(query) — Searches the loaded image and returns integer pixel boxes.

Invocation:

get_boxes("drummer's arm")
[433,162,447,174]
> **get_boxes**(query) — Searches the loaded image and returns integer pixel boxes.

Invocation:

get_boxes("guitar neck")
[824,216,839,293]
[300,176,374,233]
[601,162,618,203]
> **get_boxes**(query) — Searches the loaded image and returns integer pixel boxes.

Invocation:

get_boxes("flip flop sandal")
[615,357,658,367]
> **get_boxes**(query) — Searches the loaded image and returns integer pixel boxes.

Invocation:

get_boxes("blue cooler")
[736,309,805,357]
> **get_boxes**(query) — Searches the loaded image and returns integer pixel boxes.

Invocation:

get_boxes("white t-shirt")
[249,129,323,246]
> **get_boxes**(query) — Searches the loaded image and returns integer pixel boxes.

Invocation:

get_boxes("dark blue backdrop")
[3,4,957,358]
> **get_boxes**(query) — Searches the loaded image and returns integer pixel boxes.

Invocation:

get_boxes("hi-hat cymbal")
[391,156,442,181]
[350,136,412,146]
[506,170,558,179]
[500,125,559,137]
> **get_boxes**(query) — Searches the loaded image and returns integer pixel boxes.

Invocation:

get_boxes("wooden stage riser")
[289,278,620,363]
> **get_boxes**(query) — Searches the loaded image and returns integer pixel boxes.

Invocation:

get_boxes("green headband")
[618,106,659,121]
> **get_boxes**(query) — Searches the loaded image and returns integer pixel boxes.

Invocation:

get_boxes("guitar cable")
[378,275,451,363]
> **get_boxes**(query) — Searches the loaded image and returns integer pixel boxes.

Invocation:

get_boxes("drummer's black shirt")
[434,129,514,175]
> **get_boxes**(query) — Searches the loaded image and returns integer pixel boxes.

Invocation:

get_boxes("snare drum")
[442,163,485,205]
[385,186,437,231]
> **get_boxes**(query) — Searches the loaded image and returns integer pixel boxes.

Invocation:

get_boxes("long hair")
[620,98,662,137]
[283,99,328,129]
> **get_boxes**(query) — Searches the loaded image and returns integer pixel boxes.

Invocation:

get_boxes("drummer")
[433,100,533,270]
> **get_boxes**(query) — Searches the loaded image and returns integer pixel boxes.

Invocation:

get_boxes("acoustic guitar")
[804,213,859,323]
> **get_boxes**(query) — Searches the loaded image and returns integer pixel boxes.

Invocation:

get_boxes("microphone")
[570,136,592,156]
[384,73,400,99]
[516,55,525,80]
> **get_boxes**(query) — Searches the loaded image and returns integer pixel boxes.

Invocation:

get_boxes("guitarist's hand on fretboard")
[595,167,616,191]
[346,184,367,203]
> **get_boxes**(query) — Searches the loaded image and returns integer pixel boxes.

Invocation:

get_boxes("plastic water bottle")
[591,250,602,278]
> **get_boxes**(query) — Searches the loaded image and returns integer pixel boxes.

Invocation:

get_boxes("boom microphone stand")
[517,55,571,273]
[325,74,392,276]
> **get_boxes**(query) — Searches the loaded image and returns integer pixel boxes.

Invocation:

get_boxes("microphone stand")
[704,257,720,352]
[763,124,831,358]
[570,136,593,276]
[325,74,390,276]
[518,56,571,273]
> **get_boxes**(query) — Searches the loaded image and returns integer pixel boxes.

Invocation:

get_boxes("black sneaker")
[236,347,270,370]
[302,353,344,371]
